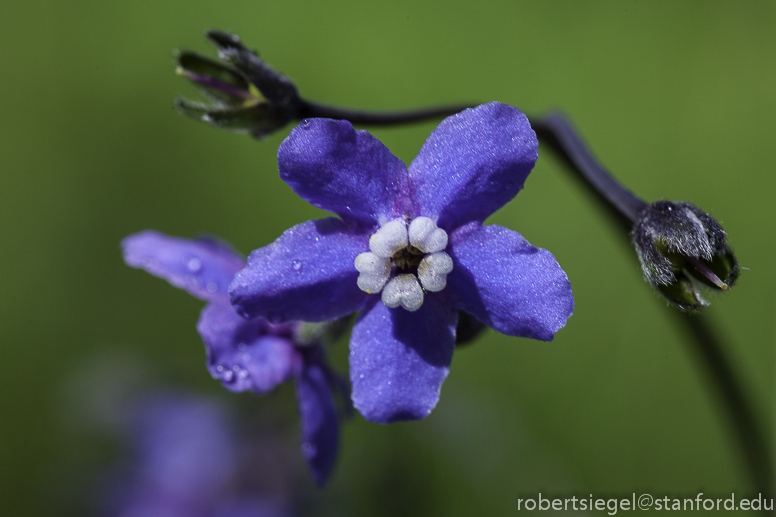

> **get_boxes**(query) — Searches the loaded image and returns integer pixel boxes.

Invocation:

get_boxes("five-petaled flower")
[123,231,347,486]
[229,102,575,424]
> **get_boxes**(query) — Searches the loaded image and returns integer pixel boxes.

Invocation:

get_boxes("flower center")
[354,217,453,311]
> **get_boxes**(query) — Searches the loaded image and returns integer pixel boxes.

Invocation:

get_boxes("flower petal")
[230,218,369,323]
[197,302,296,393]
[279,118,412,225]
[122,231,244,303]
[408,102,538,229]
[447,224,574,341]
[350,297,457,423]
[294,357,340,487]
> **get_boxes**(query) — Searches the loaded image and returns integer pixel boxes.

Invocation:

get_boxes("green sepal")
[174,99,284,138]
[656,274,708,311]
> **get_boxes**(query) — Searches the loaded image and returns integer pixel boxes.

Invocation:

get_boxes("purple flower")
[104,393,289,517]
[230,102,574,424]
[122,231,346,486]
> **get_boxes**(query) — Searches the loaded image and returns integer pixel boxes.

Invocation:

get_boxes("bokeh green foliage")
[1,1,775,516]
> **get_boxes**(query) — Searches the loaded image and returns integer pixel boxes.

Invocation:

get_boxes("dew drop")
[237,342,247,351]
[237,369,248,379]
[301,442,316,454]
[216,365,224,372]
[206,282,218,293]
[186,257,202,272]
[222,370,234,382]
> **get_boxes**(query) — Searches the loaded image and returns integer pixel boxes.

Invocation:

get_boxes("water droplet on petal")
[186,257,202,272]
[292,260,302,270]
[206,282,218,293]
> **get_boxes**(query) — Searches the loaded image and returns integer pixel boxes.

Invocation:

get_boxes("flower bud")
[175,30,301,138]
[633,200,739,310]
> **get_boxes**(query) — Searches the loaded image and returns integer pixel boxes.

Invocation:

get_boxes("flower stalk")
[176,30,474,137]
[529,112,769,500]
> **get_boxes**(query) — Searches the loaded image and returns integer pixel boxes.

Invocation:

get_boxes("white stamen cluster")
[354,217,453,311]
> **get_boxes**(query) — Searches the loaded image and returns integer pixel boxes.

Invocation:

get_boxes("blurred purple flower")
[105,393,288,517]
[229,102,574,424]
[122,232,347,485]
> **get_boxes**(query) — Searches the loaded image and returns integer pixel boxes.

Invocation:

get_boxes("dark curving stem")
[528,113,648,231]
[298,100,477,127]
[675,312,772,499]
[528,111,771,503]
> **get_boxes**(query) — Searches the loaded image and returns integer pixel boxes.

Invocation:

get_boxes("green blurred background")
[2,1,774,515]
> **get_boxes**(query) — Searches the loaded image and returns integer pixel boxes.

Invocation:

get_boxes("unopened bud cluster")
[175,31,301,138]
[633,200,739,310]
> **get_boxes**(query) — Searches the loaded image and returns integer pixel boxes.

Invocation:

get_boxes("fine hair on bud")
[632,200,739,310]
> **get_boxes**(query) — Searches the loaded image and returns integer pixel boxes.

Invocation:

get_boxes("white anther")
[355,252,391,293]
[355,252,390,276]
[417,252,453,292]
[358,274,389,294]
[408,216,448,253]
[381,274,424,312]
[369,220,408,258]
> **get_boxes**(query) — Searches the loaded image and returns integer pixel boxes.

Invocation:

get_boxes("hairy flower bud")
[633,200,739,310]
[175,30,301,138]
